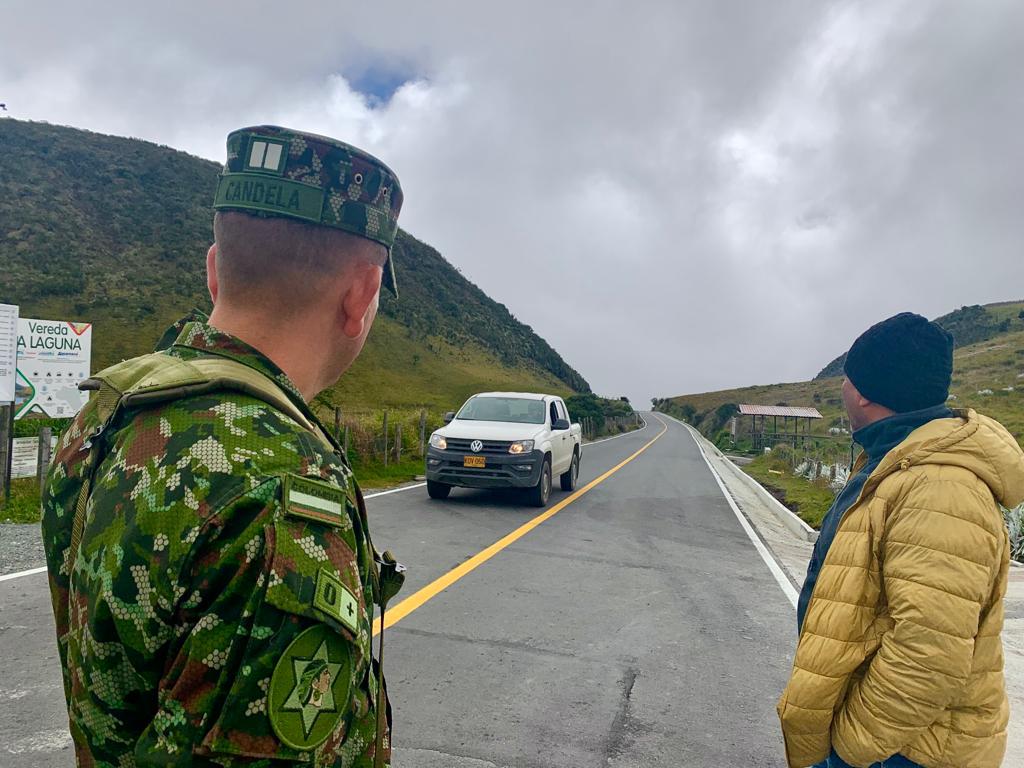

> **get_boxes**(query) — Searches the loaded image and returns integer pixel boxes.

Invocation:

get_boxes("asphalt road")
[0,414,798,767]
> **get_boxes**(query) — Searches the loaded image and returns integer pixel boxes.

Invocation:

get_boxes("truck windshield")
[456,397,546,424]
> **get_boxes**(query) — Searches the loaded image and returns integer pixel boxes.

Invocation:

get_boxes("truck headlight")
[508,440,534,454]
[430,433,447,450]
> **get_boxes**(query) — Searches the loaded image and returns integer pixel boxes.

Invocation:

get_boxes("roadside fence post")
[343,425,350,461]
[382,410,389,467]
[334,407,342,442]
[395,423,402,464]
[37,426,53,496]
[419,410,426,457]
[0,404,11,505]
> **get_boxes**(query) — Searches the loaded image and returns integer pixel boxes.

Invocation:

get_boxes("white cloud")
[1,0,1021,403]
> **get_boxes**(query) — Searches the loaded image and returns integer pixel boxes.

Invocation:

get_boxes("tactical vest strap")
[79,353,328,442]
[68,352,330,571]
[127,356,328,443]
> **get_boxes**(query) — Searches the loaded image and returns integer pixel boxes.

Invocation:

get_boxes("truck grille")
[445,438,514,455]
[442,466,514,480]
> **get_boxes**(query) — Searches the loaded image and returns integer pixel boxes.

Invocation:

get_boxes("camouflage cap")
[213,125,403,296]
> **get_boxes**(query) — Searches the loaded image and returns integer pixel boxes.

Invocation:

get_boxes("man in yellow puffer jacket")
[778,312,1024,768]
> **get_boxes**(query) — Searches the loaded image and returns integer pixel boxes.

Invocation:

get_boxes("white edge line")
[665,414,799,608]
[364,482,427,499]
[0,565,47,582]
[722,456,817,537]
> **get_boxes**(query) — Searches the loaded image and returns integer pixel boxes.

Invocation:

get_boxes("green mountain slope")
[816,301,1024,379]
[657,300,1024,448]
[0,119,589,410]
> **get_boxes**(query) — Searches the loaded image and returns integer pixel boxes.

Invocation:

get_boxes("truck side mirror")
[552,418,570,431]
[444,411,456,424]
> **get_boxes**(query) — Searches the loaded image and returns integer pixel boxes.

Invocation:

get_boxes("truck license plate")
[464,456,486,468]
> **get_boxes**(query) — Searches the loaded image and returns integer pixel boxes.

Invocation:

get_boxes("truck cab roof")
[471,392,555,401]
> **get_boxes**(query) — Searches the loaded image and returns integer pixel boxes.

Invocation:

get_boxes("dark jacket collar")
[853,404,954,463]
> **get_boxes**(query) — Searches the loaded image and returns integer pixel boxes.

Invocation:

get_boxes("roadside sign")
[11,435,58,479]
[15,317,92,419]
[0,304,16,403]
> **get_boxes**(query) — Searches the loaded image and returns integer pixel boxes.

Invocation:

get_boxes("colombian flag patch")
[283,474,348,526]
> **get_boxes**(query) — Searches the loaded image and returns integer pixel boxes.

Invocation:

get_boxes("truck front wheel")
[427,480,452,500]
[560,451,579,492]
[527,458,552,508]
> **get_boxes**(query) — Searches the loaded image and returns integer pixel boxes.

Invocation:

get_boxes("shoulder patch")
[269,625,353,751]
[283,474,347,526]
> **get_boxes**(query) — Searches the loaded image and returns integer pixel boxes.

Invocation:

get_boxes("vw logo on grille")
[470,440,484,453]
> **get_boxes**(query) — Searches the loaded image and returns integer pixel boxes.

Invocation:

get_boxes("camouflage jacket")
[41,312,390,767]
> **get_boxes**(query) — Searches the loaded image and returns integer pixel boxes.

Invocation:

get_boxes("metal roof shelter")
[738,404,822,419]
[736,404,822,449]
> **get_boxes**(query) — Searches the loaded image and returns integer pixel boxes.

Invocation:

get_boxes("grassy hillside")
[817,301,1024,379]
[0,118,589,413]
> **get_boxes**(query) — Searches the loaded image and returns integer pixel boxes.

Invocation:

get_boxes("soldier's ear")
[207,244,220,305]
[338,262,383,339]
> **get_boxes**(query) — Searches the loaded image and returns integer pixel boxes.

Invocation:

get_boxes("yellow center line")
[373,415,669,634]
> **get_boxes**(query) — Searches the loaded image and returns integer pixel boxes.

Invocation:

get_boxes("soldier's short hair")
[213,211,386,310]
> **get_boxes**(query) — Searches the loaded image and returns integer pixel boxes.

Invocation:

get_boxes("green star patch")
[269,625,353,751]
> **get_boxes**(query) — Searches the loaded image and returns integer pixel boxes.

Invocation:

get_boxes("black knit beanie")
[843,312,954,413]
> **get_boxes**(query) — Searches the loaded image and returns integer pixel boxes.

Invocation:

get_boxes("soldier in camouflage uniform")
[41,126,405,767]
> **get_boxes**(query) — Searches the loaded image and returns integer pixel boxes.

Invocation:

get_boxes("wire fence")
[324,407,443,467]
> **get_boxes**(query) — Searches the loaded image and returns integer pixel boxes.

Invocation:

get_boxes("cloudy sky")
[2,0,1021,404]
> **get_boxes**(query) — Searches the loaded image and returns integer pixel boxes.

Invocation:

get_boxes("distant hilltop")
[0,118,591,409]
[656,299,1024,447]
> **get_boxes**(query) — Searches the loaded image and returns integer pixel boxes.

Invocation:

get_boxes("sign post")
[37,426,53,496]
[0,405,10,505]
[0,304,17,506]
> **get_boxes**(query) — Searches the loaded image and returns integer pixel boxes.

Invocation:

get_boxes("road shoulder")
[674,420,813,591]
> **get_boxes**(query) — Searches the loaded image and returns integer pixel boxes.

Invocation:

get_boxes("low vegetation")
[741,451,836,529]
[1,479,42,524]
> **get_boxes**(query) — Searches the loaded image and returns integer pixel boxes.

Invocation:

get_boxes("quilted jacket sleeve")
[831,475,1003,765]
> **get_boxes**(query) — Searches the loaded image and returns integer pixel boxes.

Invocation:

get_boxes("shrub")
[770,443,796,466]
[1005,504,1024,562]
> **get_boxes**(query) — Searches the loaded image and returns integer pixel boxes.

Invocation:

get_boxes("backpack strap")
[67,352,331,570]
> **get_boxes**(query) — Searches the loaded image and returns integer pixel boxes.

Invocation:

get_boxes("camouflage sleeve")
[138,473,385,766]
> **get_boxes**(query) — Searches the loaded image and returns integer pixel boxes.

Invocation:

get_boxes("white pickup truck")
[425,392,583,507]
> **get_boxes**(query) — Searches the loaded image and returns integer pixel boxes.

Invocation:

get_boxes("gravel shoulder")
[0,523,45,576]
